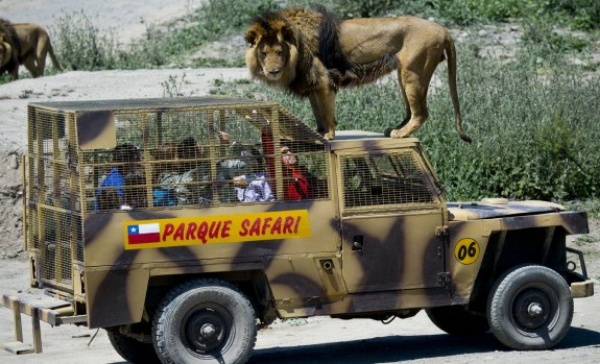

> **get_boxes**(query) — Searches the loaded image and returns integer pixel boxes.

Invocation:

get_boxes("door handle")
[352,235,363,251]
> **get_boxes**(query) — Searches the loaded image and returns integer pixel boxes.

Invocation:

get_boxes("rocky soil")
[0,2,598,363]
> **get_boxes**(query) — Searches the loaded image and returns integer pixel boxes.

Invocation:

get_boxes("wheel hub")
[514,289,552,331]
[200,323,217,339]
[185,309,229,353]
[527,302,543,316]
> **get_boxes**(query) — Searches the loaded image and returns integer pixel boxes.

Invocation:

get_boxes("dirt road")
[0,1,598,363]
[0,256,598,363]
[1,67,598,362]
[0,0,203,45]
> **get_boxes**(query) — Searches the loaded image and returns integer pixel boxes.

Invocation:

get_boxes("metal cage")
[25,97,331,288]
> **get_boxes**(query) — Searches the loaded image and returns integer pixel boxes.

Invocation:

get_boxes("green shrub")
[328,0,398,18]
[51,1,279,71]
[201,0,279,31]
[431,0,599,29]
[29,0,600,204]
[218,45,600,201]
[420,50,600,200]
[52,11,120,70]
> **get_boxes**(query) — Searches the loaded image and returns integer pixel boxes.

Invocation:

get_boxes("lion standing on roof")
[244,7,472,143]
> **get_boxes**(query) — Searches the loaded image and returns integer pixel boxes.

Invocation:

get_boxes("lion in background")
[245,7,472,143]
[0,18,63,80]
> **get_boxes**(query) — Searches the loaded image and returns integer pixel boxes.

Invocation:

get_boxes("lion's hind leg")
[22,56,42,78]
[388,49,440,139]
[384,68,412,137]
[25,33,51,78]
[33,36,50,77]
[388,68,431,139]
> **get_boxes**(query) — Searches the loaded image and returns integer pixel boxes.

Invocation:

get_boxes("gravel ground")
[0,2,598,363]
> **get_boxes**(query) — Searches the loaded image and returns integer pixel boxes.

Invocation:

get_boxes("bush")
[221,46,600,201]
[430,0,600,29]
[45,0,600,203]
[52,0,280,71]
[53,11,120,70]
[328,0,398,18]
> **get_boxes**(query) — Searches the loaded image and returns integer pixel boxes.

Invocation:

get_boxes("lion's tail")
[47,38,63,72]
[446,39,472,144]
[329,53,399,88]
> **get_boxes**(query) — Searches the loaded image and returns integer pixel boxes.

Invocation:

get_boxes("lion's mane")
[0,18,21,75]
[245,7,399,96]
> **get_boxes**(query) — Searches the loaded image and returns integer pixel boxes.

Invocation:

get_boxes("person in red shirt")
[255,127,311,201]
[222,117,313,201]
[280,145,311,201]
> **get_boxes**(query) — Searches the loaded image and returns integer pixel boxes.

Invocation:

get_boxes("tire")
[426,305,489,336]
[487,265,573,350]
[107,328,161,364]
[152,279,257,364]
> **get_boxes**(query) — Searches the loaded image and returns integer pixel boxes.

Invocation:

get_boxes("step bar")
[0,294,87,354]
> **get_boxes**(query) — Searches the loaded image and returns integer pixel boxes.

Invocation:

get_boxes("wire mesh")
[27,106,79,288]
[340,152,439,211]
[26,97,331,288]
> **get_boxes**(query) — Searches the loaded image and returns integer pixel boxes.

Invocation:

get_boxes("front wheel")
[487,265,573,350]
[152,279,257,364]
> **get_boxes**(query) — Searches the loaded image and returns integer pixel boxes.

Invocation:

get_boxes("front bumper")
[571,280,595,298]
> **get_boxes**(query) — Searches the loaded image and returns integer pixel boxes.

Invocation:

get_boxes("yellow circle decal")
[454,238,480,265]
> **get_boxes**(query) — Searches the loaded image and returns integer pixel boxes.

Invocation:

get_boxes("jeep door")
[336,149,447,293]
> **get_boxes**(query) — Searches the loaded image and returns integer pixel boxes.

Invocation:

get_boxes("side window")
[341,152,438,210]
[84,106,333,211]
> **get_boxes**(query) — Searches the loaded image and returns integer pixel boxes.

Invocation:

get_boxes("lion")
[12,22,63,79]
[245,7,472,143]
[0,19,63,80]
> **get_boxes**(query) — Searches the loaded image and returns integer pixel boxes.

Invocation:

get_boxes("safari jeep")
[1,97,594,363]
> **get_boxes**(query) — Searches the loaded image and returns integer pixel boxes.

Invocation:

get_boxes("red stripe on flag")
[128,232,161,244]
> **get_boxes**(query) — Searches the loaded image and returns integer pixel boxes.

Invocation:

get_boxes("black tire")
[426,305,489,336]
[487,265,573,350]
[152,279,257,364]
[107,328,161,364]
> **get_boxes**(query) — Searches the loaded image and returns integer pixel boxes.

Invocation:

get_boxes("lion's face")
[255,39,290,82]
[245,18,298,86]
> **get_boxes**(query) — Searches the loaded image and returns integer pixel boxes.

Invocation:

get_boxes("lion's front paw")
[322,132,335,141]
[388,129,408,139]
[316,127,335,140]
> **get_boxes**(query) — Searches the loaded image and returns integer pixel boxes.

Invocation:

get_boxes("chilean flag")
[127,223,161,244]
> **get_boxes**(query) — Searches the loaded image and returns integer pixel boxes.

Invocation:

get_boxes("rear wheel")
[487,265,573,350]
[152,279,257,364]
[426,305,489,336]
[107,328,161,364]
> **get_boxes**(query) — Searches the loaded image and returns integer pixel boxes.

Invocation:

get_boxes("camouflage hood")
[447,198,565,221]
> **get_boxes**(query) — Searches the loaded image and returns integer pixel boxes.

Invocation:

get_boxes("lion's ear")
[245,26,262,46]
[280,24,296,45]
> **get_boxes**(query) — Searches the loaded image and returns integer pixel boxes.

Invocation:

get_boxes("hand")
[233,175,248,187]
